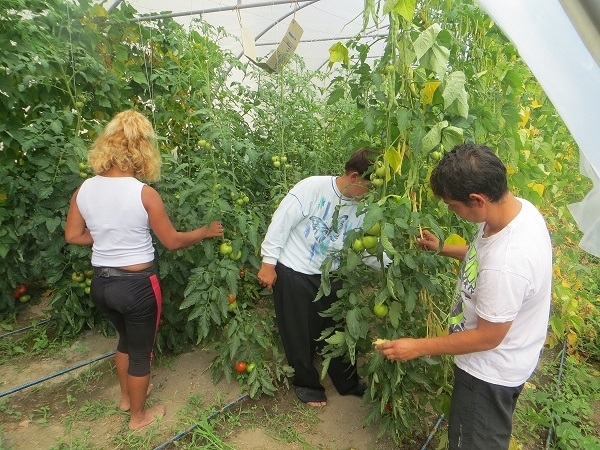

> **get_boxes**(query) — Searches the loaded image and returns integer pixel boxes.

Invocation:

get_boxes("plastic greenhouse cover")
[479,0,600,257]
[116,0,388,73]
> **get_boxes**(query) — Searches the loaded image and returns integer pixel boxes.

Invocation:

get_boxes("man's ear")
[349,171,362,182]
[469,193,487,206]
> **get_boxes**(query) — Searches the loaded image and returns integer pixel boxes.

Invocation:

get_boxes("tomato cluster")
[234,361,256,373]
[71,269,94,295]
[12,284,30,303]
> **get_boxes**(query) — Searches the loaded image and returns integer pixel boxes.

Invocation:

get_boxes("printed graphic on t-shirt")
[448,243,478,334]
[304,196,351,262]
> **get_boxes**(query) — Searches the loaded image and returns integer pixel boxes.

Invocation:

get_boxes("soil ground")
[0,301,413,450]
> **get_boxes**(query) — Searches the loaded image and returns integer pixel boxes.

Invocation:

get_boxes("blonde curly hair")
[88,110,162,182]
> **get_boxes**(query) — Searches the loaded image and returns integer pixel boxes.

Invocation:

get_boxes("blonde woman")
[65,110,223,430]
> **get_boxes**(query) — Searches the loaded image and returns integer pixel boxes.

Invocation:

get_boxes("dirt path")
[0,326,401,450]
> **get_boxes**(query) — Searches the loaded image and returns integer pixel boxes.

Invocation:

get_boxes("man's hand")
[376,338,422,361]
[417,229,439,251]
[257,262,277,291]
[204,221,224,238]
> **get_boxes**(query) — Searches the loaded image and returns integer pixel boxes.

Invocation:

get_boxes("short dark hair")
[430,143,508,203]
[344,148,376,177]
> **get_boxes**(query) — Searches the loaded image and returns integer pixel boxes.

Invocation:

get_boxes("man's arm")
[376,316,512,361]
[257,193,303,290]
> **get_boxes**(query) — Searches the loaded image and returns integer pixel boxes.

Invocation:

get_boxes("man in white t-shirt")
[258,149,375,407]
[376,143,552,449]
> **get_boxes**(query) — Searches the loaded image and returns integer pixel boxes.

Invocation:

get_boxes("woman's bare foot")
[120,383,154,411]
[306,401,326,407]
[128,403,166,430]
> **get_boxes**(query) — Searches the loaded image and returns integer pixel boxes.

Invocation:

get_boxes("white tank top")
[76,176,155,267]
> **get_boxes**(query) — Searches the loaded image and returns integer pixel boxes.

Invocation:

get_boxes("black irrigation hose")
[545,339,568,450]
[0,318,54,339]
[153,393,250,450]
[421,413,445,450]
[0,351,115,399]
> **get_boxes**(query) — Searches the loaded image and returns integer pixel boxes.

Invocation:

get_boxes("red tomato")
[13,284,27,299]
[228,293,236,304]
[234,361,247,373]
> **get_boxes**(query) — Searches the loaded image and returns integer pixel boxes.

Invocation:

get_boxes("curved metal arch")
[235,0,321,59]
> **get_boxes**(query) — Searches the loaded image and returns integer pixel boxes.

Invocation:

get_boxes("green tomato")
[19,294,31,303]
[229,250,242,261]
[373,303,389,318]
[79,171,88,178]
[430,151,443,161]
[375,165,386,178]
[78,162,88,171]
[361,235,378,250]
[352,238,365,252]
[236,198,245,205]
[198,139,207,148]
[246,362,256,373]
[371,178,384,187]
[227,300,237,311]
[366,222,381,236]
[280,156,288,163]
[273,161,281,168]
[84,286,91,295]
[219,242,233,255]
[71,272,85,283]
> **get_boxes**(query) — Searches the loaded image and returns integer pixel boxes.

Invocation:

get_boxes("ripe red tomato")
[13,284,27,299]
[234,361,247,373]
[227,293,236,304]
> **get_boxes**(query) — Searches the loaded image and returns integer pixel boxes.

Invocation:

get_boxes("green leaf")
[395,0,417,22]
[441,125,464,150]
[325,331,345,345]
[413,24,442,62]
[346,250,362,272]
[422,121,448,153]
[133,72,149,87]
[346,308,361,339]
[328,42,349,68]
[442,71,469,117]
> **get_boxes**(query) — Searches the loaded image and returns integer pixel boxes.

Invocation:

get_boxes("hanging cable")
[421,413,445,450]
[152,393,250,450]
[0,352,115,399]
[0,318,53,340]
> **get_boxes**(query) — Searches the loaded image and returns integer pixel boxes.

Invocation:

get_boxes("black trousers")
[91,268,162,377]
[273,263,359,394]
[449,365,523,450]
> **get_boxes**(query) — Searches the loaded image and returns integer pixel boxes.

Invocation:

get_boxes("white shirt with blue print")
[261,176,364,275]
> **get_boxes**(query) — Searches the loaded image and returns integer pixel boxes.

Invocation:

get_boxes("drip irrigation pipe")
[153,393,250,450]
[0,318,54,340]
[545,339,568,450]
[421,413,445,450]
[0,351,115,399]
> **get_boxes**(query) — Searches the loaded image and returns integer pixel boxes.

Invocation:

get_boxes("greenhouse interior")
[1,1,600,449]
